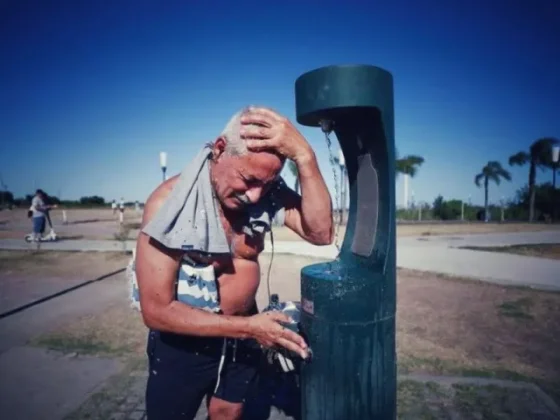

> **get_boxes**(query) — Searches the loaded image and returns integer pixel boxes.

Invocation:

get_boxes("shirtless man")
[136,107,333,419]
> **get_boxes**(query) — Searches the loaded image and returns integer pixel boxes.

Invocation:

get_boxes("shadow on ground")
[243,361,301,420]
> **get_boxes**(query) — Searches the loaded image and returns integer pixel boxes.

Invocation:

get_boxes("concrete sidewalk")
[1,233,559,291]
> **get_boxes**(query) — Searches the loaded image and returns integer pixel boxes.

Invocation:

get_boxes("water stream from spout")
[322,125,342,254]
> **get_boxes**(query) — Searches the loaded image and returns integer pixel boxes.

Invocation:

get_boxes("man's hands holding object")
[248,296,309,373]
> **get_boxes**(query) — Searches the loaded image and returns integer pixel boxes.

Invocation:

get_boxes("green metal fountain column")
[295,65,397,420]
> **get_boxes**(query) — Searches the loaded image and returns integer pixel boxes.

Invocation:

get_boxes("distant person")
[29,189,56,241]
[111,199,117,214]
[118,197,125,224]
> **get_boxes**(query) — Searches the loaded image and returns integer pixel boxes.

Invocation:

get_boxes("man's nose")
[245,187,263,204]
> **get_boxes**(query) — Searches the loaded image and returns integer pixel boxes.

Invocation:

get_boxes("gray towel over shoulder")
[141,146,287,254]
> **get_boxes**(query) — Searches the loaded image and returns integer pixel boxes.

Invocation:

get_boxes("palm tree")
[509,137,559,222]
[396,153,424,209]
[287,160,300,194]
[475,161,511,222]
[395,154,425,177]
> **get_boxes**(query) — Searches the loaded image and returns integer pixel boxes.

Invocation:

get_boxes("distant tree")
[396,154,425,177]
[79,195,106,206]
[45,194,60,205]
[508,137,559,222]
[475,161,512,222]
[432,195,463,220]
[0,190,14,206]
[512,182,559,222]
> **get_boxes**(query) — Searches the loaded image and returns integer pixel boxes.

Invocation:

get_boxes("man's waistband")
[151,330,260,354]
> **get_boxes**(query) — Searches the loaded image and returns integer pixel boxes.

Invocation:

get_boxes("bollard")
[62,210,68,225]
[295,65,397,419]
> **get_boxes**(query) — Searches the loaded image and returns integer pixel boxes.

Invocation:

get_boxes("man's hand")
[246,311,309,359]
[239,107,313,164]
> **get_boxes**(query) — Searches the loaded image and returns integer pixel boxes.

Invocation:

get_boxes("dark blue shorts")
[32,216,45,234]
[145,330,262,419]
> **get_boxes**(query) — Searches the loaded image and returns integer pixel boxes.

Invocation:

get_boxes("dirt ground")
[28,253,560,408]
[0,208,142,240]
[2,208,560,241]
[0,250,130,313]
[273,222,560,242]
[461,243,560,260]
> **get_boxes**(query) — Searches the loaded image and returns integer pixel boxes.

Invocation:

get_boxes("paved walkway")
[1,230,559,291]
[70,369,560,420]
[0,274,128,420]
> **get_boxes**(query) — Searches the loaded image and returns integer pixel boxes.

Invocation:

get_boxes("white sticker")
[302,298,314,315]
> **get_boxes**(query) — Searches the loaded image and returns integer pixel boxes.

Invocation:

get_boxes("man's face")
[211,140,284,211]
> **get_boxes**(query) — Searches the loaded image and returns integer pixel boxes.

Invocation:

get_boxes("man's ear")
[212,137,227,161]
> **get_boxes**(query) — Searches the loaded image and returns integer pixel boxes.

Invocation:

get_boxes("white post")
[501,196,505,222]
[160,152,168,182]
[403,174,409,209]
[62,210,68,225]
[119,211,124,225]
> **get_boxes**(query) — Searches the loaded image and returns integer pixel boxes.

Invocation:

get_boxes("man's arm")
[237,107,333,245]
[277,151,334,246]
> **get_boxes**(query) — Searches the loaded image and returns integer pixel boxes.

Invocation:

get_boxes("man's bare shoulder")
[141,175,179,227]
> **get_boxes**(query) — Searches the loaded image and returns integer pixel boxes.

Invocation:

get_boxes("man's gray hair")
[220,110,248,156]
[220,107,271,156]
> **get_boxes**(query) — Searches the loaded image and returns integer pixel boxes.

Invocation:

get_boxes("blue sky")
[1,0,559,207]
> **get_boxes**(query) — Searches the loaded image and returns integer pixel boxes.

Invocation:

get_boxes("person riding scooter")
[28,189,58,242]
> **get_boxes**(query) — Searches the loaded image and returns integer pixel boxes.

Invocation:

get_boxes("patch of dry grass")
[0,250,130,278]
[396,268,560,403]
[270,222,560,242]
[31,303,147,358]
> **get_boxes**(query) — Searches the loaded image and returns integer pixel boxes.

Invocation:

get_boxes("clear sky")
[1,0,559,207]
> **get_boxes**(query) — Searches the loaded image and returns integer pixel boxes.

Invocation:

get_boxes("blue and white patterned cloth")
[128,253,221,313]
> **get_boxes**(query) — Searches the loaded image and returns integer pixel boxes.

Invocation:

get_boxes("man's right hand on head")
[246,311,308,359]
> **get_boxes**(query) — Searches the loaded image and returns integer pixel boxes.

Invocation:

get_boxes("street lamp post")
[552,145,559,190]
[160,152,168,182]
[552,145,559,223]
